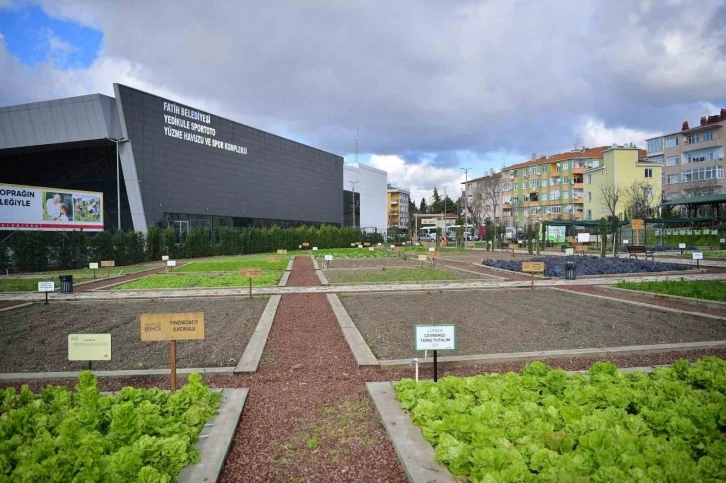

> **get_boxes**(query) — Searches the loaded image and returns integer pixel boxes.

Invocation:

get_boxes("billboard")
[0,183,104,231]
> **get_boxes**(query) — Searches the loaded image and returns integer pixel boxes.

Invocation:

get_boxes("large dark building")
[0,84,344,233]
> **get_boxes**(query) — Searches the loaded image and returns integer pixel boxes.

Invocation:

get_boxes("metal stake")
[433,350,438,382]
[170,340,177,392]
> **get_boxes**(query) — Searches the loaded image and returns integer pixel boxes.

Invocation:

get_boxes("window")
[667,174,679,184]
[563,176,570,184]
[666,137,679,148]
[561,162,569,170]
[531,179,540,188]
[703,131,713,142]
[586,192,592,202]
[648,155,663,164]
[530,193,538,202]
[645,187,653,198]
[523,209,529,217]
[667,156,679,166]
[563,191,569,200]
[529,166,540,175]
[586,209,592,220]
[511,196,519,203]
[523,195,529,202]
[523,181,528,189]
[644,168,653,178]
[542,180,548,187]
[551,206,561,215]
[647,138,664,152]
[551,191,560,201]
[502,182,512,191]
[542,193,548,201]
[551,177,560,185]
[467,184,472,191]
[531,207,540,215]
[586,174,592,184]
[682,166,724,182]
[503,195,511,204]
[686,134,700,144]
[513,183,518,191]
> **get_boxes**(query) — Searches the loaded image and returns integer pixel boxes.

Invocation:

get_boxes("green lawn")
[616,279,726,302]
[111,272,282,289]
[176,258,289,272]
[326,267,464,283]
[33,263,162,277]
[0,278,57,292]
[313,248,399,259]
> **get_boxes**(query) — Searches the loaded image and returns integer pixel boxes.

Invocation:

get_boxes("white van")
[418,227,438,241]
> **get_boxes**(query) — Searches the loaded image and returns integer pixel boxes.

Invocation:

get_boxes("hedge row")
[0,225,383,272]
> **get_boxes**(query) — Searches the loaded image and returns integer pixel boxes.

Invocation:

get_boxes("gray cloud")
[2,0,725,166]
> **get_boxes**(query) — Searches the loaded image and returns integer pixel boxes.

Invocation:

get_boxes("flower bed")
[0,372,221,481]
[482,255,692,276]
[395,358,726,481]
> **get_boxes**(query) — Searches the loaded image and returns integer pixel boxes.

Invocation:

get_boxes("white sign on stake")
[166,260,177,267]
[162,255,169,261]
[622,240,629,244]
[312,247,318,251]
[415,325,456,351]
[428,247,435,252]
[89,262,99,269]
[390,245,395,248]
[68,334,111,361]
[721,238,725,244]
[693,252,704,260]
[368,247,375,251]
[679,243,686,249]
[577,233,590,243]
[324,255,333,261]
[37,281,54,292]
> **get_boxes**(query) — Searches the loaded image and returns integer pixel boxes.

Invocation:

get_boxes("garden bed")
[615,279,726,302]
[109,272,282,289]
[0,371,221,481]
[0,298,267,372]
[395,357,726,481]
[324,266,484,284]
[483,255,693,276]
[175,256,291,272]
[339,290,726,360]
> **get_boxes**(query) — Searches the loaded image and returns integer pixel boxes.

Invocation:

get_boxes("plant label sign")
[89,262,99,269]
[679,243,686,249]
[390,245,395,249]
[415,325,456,351]
[721,239,725,244]
[324,255,333,261]
[302,242,310,248]
[140,313,205,341]
[364,242,371,247]
[266,257,281,263]
[166,260,177,267]
[162,255,169,261]
[368,247,375,251]
[522,262,544,273]
[428,247,435,252]
[350,243,356,247]
[312,247,318,251]
[37,281,54,292]
[693,252,703,260]
[240,268,263,278]
[565,248,574,255]
[577,233,590,243]
[418,254,427,261]
[277,249,288,255]
[68,334,111,361]
[100,260,115,267]
[631,219,645,229]
[622,239,629,244]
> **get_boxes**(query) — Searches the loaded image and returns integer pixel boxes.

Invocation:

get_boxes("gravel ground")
[340,289,726,360]
[0,301,25,310]
[219,255,407,483]
[435,258,531,281]
[562,285,726,318]
[0,298,267,372]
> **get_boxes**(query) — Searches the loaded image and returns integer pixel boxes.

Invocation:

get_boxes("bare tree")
[466,174,502,230]
[600,184,621,255]
[624,180,661,219]
[465,189,485,229]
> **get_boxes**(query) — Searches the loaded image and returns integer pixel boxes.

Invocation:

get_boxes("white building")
[343,163,388,235]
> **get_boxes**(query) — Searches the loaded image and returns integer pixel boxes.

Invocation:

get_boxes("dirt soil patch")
[339,289,726,360]
[0,297,267,373]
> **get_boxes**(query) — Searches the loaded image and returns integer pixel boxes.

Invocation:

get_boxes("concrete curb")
[316,270,329,285]
[234,294,281,373]
[311,256,320,270]
[327,294,378,367]
[0,302,32,312]
[599,285,726,309]
[0,366,236,383]
[286,257,295,271]
[178,388,248,483]
[278,271,290,287]
[378,340,726,369]
[549,286,726,321]
[366,382,455,483]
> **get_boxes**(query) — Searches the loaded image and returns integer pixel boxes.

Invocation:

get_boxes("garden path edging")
[0,366,236,382]
[327,294,378,367]
[178,388,248,483]
[234,294,282,373]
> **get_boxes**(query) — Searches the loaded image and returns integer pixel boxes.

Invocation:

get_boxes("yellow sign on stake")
[140,313,205,341]
[240,268,263,278]
[100,260,115,267]
[276,249,288,255]
[522,262,545,273]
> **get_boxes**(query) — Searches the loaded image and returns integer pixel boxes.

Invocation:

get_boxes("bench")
[626,245,654,261]
[501,242,516,256]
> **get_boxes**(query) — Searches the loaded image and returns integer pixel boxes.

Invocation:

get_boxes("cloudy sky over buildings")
[1,0,725,203]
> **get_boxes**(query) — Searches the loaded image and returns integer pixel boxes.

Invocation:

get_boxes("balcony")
[390,200,398,205]
[573,212,583,220]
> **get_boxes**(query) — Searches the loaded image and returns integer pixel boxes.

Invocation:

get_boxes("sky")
[1,0,725,204]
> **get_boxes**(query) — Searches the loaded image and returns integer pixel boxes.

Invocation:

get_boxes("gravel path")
[0,301,25,310]
[0,298,267,372]
[219,255,407,483]
[340,289,726,360]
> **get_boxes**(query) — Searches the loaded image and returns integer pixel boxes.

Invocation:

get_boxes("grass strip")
[328,268,464,283]
[111,272,282,289]
[616,279,726,302]
[0,278,57,292]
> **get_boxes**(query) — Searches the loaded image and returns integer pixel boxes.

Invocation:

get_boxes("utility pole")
[349,180,359,231]
[442,184,448,243]
[460,167,472,248]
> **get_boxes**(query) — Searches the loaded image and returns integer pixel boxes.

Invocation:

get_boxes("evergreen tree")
[419,198,428,213]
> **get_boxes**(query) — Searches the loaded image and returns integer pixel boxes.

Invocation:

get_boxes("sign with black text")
[415,325,456,351]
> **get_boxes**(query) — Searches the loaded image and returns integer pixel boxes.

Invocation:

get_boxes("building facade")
[386,187,410,230]
[646,108,725,202]
[343,163,388,233]
[0,84,347,233]
[462,169,502,225]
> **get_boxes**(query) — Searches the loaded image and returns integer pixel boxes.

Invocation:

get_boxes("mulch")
[340,289,726,360]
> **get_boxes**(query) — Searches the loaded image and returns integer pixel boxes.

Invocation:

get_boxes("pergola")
[661,194,726,219]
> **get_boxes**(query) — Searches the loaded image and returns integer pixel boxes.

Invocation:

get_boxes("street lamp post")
[460,167,472,248]
[106,137,129,231]
[349,180,359,231]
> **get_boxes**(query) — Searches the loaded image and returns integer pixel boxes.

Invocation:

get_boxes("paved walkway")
[4,270,726,302]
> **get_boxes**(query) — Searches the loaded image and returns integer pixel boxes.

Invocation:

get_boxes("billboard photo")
[0,184,104,231]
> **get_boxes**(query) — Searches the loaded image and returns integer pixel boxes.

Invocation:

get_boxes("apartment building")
[583,145,661,220]
[386,187,410,229]
[646,108,726,202]
[461,168,502,223]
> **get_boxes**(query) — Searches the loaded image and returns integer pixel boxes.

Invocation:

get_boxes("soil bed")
[326,258,418,268]
[324,266,487,284]
[0,297,267,373]
[339,289,726,360]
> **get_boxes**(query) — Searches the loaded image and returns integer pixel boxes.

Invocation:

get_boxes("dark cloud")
[1,0,725,160]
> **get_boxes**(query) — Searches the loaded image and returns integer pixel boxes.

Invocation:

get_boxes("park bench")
[500,242,516,255]
[626,245,654,261]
